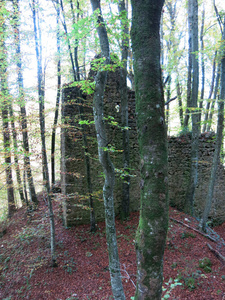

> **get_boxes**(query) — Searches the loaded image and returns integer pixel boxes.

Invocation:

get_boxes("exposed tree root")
[207,243,225,264]
[170,217,217,242]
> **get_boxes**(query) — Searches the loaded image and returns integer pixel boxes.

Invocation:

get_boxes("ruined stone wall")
[61,72,225,227]
[168,132,225,223]
[61,70,140,227]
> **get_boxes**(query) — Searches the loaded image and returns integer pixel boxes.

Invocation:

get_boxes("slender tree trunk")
[128,49,135,90]
[12,0,38,206]
[184,0,193,128]
[59,0,77,81]
[176,77,184,127]
[118,0,130,220]
[131,1,168,299]
[32,0,57,267]
[203,51,217,132]
[51,0,61,186]
[166,75,171,128]
[207,62,220,132]
[23,158,29,205]
[184,0,199,216]
[0,6,16,218]
[90,0,125,298]
[199,18,225,232]
[199,6,205,127]
[1,103,16,218]
[9,104,25,205]
[69,0,80,81]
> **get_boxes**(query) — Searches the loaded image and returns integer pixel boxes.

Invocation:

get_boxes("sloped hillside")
[0,197,225,299]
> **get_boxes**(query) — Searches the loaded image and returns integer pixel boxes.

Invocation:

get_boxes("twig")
[207,243,225,263]
[165,96,177,106]
[121,264,136,288]
[170,217,217,243]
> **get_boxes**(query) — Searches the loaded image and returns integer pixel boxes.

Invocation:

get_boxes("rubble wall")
[61,72,225,227]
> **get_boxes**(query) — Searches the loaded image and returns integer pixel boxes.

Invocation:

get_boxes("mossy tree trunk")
[90,0,125,298]
[131,1,168,299]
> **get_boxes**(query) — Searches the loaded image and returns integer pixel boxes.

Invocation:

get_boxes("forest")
[0,0,225,299]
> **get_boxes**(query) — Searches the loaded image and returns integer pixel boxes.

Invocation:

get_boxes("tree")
[184,0,200,216]
[51,0,61,187]
[9,103,25,205]
[118,0,130,220]
[31,0,57,267]
[12,0,38,206]
[90,0,125,298]
[131,0,168,299]
[0,1,16,218]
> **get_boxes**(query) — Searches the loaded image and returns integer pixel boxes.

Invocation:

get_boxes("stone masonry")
[61,70,225,227]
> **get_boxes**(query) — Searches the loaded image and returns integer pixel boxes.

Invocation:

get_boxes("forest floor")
[0,194,225,300]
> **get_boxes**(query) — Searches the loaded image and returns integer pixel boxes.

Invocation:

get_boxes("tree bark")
[90,0,125,298]
[118,0,130,220]
[131,1,168,299]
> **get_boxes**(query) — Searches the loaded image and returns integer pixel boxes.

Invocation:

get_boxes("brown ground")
[0,196,225,300]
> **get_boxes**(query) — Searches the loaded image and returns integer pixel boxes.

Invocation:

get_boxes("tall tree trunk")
[207,62,220,132]
[176,77,184,127]
[203,51,217,132]
[118,0,130,220]
[32,0,57,267]
[90,0,125,298]
[166,75,171,129]
[0,5,16,218]
[199,18,225,232]
[199,6,205,127]
[51,0,61,186]
[23,158,29,205]
[1,102,16,218]
[59,0,77,81]
[184,0,193,128]
[9,104,25,205]
[69,0,80,81]
[184,0,199,216]
[131,1,168,299]
[12,0,38,206]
